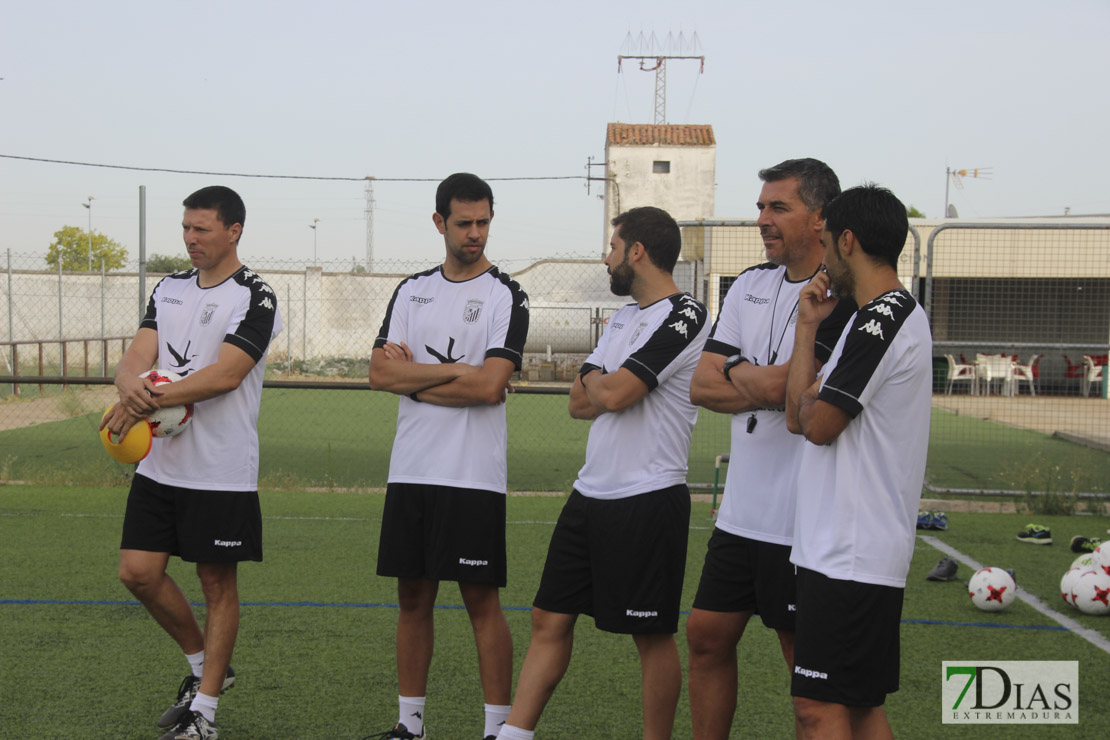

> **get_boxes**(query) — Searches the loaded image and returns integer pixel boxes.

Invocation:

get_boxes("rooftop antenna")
[618,30,704,125]
[944,166,992,219]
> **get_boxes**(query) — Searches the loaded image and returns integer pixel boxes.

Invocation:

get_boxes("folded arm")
[412,356,517,407]
[689,351,789,414]
[368,342,477,396]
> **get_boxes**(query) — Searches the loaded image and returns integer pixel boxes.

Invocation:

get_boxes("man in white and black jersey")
[368,173,528,740]
[786,185,932,738]
[498,207,710,740]
[100,186,282,740]
[686,158,853,739]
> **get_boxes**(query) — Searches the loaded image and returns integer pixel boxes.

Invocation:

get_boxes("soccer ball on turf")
[1072,570,1110,616]
[1092,543,1110,576]
[140,369,194,438]
[1072,553,1096,571]
[1060,567,1090,608]
[968,567,1016,612]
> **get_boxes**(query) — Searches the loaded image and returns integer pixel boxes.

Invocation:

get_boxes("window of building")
[653,160,671,174]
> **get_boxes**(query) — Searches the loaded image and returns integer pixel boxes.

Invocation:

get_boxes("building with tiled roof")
[603,123,716,257]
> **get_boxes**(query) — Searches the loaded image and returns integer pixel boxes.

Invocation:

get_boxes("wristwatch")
[723,354,747,381]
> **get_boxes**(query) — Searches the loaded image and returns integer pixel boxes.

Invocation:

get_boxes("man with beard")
[785,184,932,739]
[368,173,529,740]
[498,207,710,740]
[686,158,851,738]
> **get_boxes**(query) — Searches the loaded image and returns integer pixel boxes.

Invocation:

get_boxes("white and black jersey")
[136,266,281,491]
[375,265,529,493]
[574,293,710,500]
[791,290,932,588]
[704,263,853,545]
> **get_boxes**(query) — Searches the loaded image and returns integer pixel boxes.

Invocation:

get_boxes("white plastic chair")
[976,354,1016,397]
[1012,354,1041,397]
[945,354,976,395]
[1082,355,1104,397]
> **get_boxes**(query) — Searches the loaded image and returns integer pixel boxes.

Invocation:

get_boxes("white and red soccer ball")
[140,369,193,438]
[1072,570,1110,616]
[968,567,1016,612]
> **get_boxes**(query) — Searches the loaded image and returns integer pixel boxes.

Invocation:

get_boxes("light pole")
[310,218,321,266]
[82,196,95,270]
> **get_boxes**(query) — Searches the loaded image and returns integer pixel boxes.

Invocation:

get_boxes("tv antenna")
[618,31,704,125]
[944,166,992,218]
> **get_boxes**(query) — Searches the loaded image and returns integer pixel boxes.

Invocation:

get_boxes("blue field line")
[0,598,1085,630]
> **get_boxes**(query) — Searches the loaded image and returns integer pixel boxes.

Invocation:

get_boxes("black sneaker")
[159,710,218,740]
[364,723,426,739]
[1070,536,1103,554]
[1016,523,1052,545]
[157,667,236,730]
[926,557,958,581]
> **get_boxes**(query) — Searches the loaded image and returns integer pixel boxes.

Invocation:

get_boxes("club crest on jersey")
[200,303,219,327]
[629,322,646,345]
[464,299,484,324]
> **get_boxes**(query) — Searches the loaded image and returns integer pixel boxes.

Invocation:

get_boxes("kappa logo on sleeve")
[868,303,895,319]
[857,319,885,339]
[669,320,690,338]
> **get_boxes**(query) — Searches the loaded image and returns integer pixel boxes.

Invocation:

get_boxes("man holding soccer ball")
[785,184,931,738]
[368,173,529,740]
[100,186,282,740]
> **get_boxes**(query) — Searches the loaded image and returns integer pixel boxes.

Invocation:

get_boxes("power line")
[0,154,586,183]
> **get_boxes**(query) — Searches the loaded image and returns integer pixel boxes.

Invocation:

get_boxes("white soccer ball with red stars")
[140,369,194,438]
[1072,570,1110,616]
[1092,542,1110,576]
[1060,567,1089,608]
[968,567,1016,612]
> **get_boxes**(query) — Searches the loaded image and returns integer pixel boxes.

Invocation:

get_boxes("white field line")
[919,534,1110,656]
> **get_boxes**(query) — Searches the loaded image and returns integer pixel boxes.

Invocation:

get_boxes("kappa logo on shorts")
[214,539,242,548]
[794,665,829,680]
[625,609,659,618]
[459,557,489,567]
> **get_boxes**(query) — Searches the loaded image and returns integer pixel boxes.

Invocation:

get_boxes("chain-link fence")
[4,223,1110,498]
[685,220,1110,501]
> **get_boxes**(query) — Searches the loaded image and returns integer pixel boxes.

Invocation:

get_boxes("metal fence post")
[6,249,13,396]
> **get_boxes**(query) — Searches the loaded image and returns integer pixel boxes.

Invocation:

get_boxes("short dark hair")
[758,158,841,213]
[823,184,909,269]
[435,173,494,219]
[611,206,681,274]
[182,186,246,231]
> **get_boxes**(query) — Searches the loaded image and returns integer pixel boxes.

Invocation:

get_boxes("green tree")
[907,205,925,218]
[45,226,129,271]
[147,253,193,273]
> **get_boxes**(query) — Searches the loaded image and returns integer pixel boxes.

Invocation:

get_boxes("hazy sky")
[2,0,1107,270]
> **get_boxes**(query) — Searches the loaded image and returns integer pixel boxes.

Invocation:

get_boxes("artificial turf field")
[2,486,1108,739]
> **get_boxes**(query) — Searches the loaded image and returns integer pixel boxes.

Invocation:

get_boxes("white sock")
[189,691,219,723]
[497,725,534,740]
[484,704,511,738]
[186,650,205,678]
[398,695,426,734]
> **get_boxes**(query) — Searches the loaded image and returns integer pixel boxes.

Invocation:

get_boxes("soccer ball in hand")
[140,369,194,438]
[1072,570,1110,616]
[968,567,1016,612]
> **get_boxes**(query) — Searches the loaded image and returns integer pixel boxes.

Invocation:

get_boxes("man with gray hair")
[687,159,852,738]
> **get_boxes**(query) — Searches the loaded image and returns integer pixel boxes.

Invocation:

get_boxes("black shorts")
[121,473,262,563]
[533,485,690,635]
[376,483,507,587]
[791,567,903,707]
[692,529,796,631]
